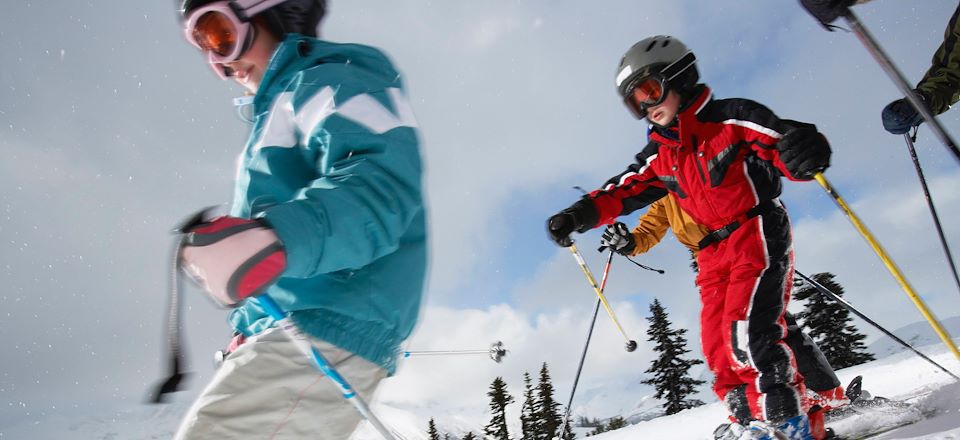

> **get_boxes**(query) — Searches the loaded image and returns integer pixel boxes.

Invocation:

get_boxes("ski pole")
[841,10,960,166]
[813,173,960,362]
[255,295,398,440]
[148,236,191,403]
[148,208,217,403]
[903,132,960,298]
[403,341,508,363]
[795,270,959,381]
[557,249,615,440]
[568,243,638,352]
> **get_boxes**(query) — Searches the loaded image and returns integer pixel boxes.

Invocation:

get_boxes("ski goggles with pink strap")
[183,0,287,78]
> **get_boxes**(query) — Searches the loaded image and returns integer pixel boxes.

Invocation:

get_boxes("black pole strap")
[147,238,190,403]
[623,256,665,274]
[147,208,216,403]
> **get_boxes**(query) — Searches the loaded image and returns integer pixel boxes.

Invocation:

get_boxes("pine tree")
[519,372,539,440]
[641,298,706,415]
[427,418,441,440]
[586,423,606,437]
[535,363,564,440]
[578,416,603,428]
[483,376,515,440]
[689,249,699,273]
[462,433,478,440]
[585,416,628,437]
[605,416,627,431]
[793,272,875,369]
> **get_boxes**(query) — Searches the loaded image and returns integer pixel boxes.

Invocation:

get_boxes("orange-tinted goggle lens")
[630,77,664,106]
[192,11,238,57]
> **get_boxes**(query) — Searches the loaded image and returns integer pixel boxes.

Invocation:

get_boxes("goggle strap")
[233,0,289,19]
[661,51,696,82]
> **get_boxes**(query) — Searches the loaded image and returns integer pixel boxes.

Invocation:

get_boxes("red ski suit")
[586,86,811,424]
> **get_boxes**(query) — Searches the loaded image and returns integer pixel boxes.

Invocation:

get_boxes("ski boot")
[776,414,815,440]
[712,420,790,440]
[713,420,777,440]
[714,415,817,440]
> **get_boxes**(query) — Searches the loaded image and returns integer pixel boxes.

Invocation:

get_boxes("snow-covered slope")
[3,338,958,439]
[590,339,960,440]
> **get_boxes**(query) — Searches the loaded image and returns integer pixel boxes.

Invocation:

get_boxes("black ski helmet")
[615,35,699,118]
[181,0,327,39]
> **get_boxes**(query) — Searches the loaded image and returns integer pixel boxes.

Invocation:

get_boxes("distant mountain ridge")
[867,316,960,357]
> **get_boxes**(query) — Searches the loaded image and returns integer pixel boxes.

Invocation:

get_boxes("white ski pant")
[174,327,387,440]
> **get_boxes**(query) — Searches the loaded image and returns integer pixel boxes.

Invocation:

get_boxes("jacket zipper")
[692,135,708,184]
[686,133,724,227]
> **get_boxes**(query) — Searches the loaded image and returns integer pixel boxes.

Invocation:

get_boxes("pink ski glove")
[180,216,286,307]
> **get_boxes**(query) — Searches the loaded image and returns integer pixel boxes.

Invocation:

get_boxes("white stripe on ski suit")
[252,87,418,152]
[722,119,783,140]
[603,153,660,192]
[738,162,799,421]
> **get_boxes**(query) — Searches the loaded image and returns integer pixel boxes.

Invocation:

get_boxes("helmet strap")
[661,52,696,82]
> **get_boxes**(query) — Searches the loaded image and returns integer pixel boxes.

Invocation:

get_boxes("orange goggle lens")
[630,77,665,106]
[192,11,238,57]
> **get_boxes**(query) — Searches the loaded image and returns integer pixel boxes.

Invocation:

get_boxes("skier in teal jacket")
[173,0,426,438]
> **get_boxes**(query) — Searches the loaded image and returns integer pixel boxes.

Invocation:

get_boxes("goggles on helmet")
[623,75,669,119]
[183,0,287,78]
[620,51,696,120]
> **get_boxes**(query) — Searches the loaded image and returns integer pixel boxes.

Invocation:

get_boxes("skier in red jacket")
[547,36,832,440]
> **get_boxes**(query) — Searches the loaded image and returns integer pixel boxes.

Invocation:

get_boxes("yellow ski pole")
[814,173,960,361]
[568,243,638,352]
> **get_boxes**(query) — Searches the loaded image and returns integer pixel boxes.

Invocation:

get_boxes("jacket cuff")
[569,198,600,233]
[259,202,326,278]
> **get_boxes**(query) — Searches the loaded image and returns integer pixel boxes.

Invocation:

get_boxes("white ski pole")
[404,341,508,363]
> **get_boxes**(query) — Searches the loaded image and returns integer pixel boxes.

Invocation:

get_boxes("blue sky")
[2,0,960,433]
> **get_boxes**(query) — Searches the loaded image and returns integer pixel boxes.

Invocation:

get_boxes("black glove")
[881,92,926,135]
[600,222,636,256]
[800,0,855,29]
[547,199,598,247]
[777,126,831,180]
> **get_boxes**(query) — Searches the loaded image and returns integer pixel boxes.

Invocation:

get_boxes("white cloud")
[791,171,960,337]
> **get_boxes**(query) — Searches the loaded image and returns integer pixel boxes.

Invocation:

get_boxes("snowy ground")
[2,339,958,439]
[586,339,960,440]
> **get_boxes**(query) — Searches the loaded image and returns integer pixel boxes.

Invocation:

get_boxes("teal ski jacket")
[227,35,426,375]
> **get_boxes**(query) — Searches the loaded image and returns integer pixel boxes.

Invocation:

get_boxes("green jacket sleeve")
[917,5,960,115]
[261,68,423,278]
